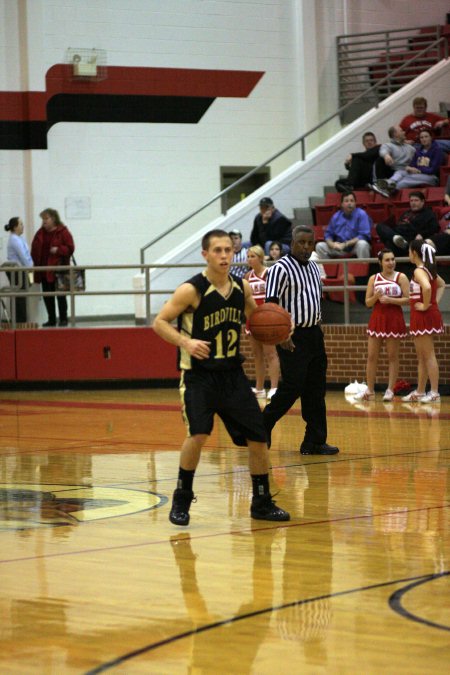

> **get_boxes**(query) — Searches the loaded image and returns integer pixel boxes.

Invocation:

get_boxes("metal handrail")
[1,258,449,329]
[337,25,444,106]
[139,34,448,265]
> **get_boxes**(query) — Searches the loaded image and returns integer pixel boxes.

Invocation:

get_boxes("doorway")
[220,166,271,214]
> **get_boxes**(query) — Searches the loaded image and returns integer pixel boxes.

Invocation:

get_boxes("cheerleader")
[402,240,445,403]
[245,245,280,400]
[355,249,409,401]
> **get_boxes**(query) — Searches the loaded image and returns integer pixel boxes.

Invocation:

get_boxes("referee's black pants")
[263,324,327,446]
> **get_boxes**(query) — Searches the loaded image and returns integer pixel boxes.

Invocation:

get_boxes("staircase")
[337,24,450,124]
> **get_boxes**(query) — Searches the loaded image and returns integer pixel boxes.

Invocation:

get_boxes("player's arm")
[242,278,257,318]
[153,283,211,359]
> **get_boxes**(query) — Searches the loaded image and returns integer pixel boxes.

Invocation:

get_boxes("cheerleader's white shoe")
[401,390,426,402]
[421,391,440,403]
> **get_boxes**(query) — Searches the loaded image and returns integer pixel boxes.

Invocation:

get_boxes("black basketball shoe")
[251,494,290,521]
[169,488,196,526]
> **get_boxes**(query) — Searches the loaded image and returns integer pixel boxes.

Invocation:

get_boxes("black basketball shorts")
[180,367,266,446]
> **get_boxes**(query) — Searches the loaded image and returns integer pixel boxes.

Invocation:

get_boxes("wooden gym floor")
[0,388,449,674]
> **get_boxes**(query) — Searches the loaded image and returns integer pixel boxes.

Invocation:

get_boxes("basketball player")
[263,225,339,455]
[153,229,290,525]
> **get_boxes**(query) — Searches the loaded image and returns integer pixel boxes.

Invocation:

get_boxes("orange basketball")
[248,304,291,345]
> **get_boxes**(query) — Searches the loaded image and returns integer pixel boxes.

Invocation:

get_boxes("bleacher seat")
[314,225,326,241]
[440,164,450,187]
[409,26,438,50]
[439,124,450,139]
[426,186,446,205]
[373,192,391,204]
[370,225,384,256]
[347,262,369,277]
[314,204,337,226]
[322,263,356,304]
[324,192,341,205]
[353,190,373,206]
[365,201,391,223]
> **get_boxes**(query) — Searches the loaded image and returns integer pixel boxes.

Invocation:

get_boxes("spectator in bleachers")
[250,197,292,255]
[376,191,440,256]
[335,132,384,193]
[429,226,450,256]
[429,177,450,254]
[399,96,449,144]
[313,192,371,261]
[266,240,283,262]
[370,130,444,197]
[370,125,416,197]
[230,229,248,278]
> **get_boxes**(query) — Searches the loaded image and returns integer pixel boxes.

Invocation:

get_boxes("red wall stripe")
[0,65,264,123]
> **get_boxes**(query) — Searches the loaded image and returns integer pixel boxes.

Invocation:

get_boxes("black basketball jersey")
[178,271,245,370]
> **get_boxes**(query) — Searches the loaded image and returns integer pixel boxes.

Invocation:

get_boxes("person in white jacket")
[5,217,33,266]
[4,216,33,322]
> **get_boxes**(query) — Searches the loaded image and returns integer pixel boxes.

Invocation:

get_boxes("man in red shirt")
[400,96,449,144]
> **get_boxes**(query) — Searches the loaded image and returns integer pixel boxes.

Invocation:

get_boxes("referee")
[263,225,339,455]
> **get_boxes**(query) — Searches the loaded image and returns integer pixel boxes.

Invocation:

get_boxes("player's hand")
[187,339,211,359]
[384,155,394,166]
[379,294,390,304]
[414,302,427,312]
[279,337,294,351]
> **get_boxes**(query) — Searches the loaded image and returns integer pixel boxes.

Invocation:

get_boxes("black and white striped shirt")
[265,255,322,327]
[230,247,249,278]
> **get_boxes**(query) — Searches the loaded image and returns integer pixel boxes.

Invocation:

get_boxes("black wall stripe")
[47,94,215,124]
[0,95,216,149]
[0,121,49,150]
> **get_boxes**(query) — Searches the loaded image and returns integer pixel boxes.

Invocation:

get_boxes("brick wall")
[241,325,450,386]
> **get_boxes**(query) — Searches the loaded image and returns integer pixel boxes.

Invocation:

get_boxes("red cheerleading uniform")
[409,266,443,336]
[367,272,407,338]
[245,267,267,334]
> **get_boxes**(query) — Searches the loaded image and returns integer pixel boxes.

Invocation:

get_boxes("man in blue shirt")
[314,192,371,260]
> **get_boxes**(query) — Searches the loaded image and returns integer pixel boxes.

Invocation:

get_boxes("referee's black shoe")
[251,494,290,521]
[300,441,339,455]
[169,488,196,526]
